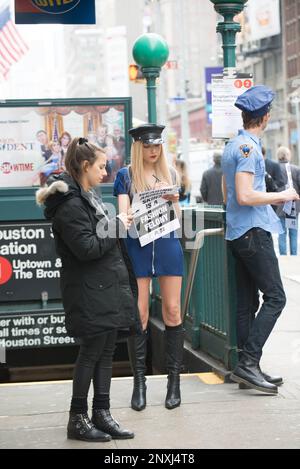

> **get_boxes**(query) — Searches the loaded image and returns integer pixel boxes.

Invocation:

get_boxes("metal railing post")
[182,228,224,322]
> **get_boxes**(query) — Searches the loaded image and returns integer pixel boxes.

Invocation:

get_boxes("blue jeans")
[278,217,298,256]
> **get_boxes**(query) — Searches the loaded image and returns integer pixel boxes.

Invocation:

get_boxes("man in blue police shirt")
[222,85,299,394]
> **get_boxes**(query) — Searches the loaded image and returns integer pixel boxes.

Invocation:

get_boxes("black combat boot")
[165,324,184,410]
[239,366,283,389]
[67,412,112,442]
[231,355,278,395]
[92,409,134,439]
[236,351,283,389]
[127,331,147,411]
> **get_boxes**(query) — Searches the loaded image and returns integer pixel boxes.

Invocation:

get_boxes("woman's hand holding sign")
[154,179,180,203]
[118,212,133,230]
[162,192,179,203]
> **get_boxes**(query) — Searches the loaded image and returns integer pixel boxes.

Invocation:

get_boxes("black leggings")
[72,330,117,405]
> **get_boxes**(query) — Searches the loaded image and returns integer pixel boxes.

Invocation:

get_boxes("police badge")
[240,144,253,158]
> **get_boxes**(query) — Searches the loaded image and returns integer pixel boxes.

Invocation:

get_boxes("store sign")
[246,0,281,41]
[15,0,96,24]
[0,222,61,302]
[212,75,253,139]
[0,312,75,350]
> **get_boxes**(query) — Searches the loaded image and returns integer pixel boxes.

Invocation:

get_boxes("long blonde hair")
[130,141,173,192]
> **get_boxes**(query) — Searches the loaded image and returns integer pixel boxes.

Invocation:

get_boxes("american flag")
[0,5,28,79]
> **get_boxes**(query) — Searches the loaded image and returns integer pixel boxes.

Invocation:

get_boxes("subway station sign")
[0,222,61,302]
[15,0,96,24]
[0,312,75,350]
[212,74,254,139]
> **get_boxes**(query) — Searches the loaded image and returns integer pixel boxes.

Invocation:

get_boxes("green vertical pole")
[142,67,160,124]
[210,0,248,369]
[217,22,241,69]
[210,0,248,70]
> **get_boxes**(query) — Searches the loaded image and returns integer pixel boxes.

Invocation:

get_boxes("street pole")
[209,0,248,371]
[209,0,248,74]
[144,68,160,124]
[176,0,190,167]
[154,0,167,126]
[294,99,300,166]
[132,33,169,124]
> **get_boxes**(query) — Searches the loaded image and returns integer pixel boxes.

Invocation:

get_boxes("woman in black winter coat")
[36,137,140,443]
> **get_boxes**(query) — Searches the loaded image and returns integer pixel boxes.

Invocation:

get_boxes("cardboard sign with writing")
[132,186,180,247]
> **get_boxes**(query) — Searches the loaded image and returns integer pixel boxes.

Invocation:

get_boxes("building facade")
[282,0,300,165]
[236,1,285,161]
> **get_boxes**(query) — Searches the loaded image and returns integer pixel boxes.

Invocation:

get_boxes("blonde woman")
[114,124,184,411]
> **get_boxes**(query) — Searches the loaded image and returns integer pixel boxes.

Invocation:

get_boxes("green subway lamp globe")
[132,33,169,69]
[210,0,248,5]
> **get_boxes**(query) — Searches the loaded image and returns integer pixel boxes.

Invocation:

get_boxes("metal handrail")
[182,228,224,321]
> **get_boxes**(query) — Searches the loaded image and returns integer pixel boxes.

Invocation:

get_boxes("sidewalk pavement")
[0,257,299,450]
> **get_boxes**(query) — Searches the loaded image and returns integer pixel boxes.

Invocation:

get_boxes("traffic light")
[128,64,145,83]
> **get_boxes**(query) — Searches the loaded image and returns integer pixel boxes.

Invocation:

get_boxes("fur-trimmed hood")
[36,180,69,205]
[35,172,80,220]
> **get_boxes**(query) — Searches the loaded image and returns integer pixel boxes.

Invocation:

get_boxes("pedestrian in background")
[36,138,139,442]
[262,146,285,190]
[200,150,223,205]
[175,159,191,206]
[276,146,300,255]
[222,85,299,395]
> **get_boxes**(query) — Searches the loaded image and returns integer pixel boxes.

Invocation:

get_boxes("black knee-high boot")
[165,324,184,410]
[127,330,147,411]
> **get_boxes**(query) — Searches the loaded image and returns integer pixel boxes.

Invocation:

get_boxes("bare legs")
[128,276,183,410]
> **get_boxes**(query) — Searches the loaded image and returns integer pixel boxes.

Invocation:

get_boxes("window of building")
[264,56,273,77]
[254,61,263,82]
[288,57,298,77]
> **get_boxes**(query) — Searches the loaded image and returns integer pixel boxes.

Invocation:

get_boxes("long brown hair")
[175,159,191,192]
[65,137,105,182]
[130,141,173,192]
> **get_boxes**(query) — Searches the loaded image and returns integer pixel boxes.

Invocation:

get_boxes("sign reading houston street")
[0,222,61,302]
[14,0,96,25]
[0,312,75,350]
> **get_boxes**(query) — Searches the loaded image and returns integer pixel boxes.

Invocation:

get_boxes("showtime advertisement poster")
[15,0,96,25]
[0,103,127,188]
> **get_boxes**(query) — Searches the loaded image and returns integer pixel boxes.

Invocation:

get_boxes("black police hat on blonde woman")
[129,124,165,144]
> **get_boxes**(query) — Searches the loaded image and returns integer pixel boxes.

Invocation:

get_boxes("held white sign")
[132,186,180,247]
[212,76,253,139]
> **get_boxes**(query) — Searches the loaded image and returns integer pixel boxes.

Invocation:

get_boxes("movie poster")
[0,103,127,187]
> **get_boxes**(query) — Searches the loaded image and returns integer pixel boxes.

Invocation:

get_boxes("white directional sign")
[212,75,253,139]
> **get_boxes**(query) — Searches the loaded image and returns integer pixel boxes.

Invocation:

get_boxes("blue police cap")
[129,124,165,144]
[235,85,275,118]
